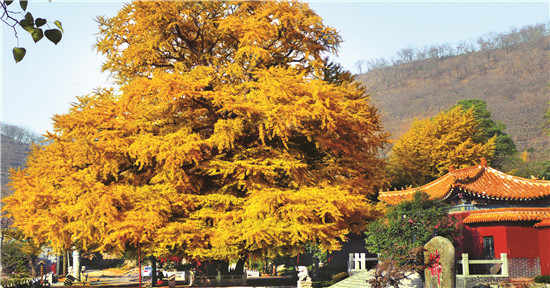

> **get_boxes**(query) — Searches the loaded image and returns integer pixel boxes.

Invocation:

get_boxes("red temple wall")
[452,212,546,261]
[452,213,550,275]
[538,228,550,275]
[505,225,540,258]
[467,224,508,259]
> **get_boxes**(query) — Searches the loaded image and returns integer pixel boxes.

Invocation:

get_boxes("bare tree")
[1,123,44,144]
[366,58,389,71]
[355,59,365,74]
[427,45,440,59]
[415,46,429,61]
[397,47,416,63]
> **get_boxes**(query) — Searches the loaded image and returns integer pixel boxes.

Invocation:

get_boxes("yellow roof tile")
[534,217,550,228]
[463,207,550,225]
[379,161,550,205]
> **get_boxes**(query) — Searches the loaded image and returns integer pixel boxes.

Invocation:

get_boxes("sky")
[2,1,549,135]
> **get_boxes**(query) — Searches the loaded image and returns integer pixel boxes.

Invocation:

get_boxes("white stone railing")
[347,253,378,276]
[457,253,509,277]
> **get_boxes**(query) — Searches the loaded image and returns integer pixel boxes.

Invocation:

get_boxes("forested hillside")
[357,23,549,157]
[1,136,30,196]
[1,124,42,197]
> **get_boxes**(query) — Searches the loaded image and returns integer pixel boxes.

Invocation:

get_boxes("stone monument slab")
[424,236,455,288]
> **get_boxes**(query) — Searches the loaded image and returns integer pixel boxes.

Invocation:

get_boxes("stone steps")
[328,271,373,288]
[328,270,423,288]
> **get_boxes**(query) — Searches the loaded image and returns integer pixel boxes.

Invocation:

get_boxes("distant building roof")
[379,159,550,205]
[463,207,550,227]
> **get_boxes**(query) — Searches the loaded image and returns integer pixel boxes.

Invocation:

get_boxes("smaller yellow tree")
[1,227,43,277]
[389,106,495,187]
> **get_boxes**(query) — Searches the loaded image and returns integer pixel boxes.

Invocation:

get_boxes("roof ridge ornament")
[480,157,488,167]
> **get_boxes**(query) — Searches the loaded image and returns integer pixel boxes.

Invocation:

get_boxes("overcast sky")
[2,1,548,135]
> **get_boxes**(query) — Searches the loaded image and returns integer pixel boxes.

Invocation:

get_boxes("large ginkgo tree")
[4,1,388,261]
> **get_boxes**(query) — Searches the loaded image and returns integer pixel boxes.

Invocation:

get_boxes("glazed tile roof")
[534,217,550,228]
[379,160,550,205]
[463,207,550,226]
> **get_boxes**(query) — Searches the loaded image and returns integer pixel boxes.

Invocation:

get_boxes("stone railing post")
[188,270,194,286]
[357,253,366,270]
[347,253,352,275]
[500,253,509,276]
[462,253,469,276]
[348,253,367,275]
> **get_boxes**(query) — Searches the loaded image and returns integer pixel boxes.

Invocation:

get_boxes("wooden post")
[501,253,509,276]
[462,253,469,276]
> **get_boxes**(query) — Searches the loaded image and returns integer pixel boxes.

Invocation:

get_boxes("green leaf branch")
[2,0,63,62]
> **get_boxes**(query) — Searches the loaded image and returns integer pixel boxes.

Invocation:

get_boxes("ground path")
[52,269,296,288]
[52,268,422,288]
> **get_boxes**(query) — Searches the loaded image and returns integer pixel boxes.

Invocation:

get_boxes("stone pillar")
[501,253,509,276]
[424,236,455,288]
[462,253,469,276]
[188,270,194,286]
[72,250,81,281]
[47,273,55,284]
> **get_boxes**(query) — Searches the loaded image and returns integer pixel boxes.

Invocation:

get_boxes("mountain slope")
[1,135,31,197]
[358,33,549,155]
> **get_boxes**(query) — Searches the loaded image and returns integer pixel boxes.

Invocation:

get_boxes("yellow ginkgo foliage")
[3,1,388,261]
[389,106,496,187]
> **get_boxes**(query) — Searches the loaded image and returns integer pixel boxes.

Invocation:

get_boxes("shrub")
[311,272,349,288]
[534,275,550,283]
[312,281,332,288]
[365,191,459,270]
[330,272,348,284]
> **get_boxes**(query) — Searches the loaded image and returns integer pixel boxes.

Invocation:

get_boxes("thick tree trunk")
[27,255,37,278]
[311,257,320,280]
[235,258,246,274]
[56,255,61,275]
[151,256,157,287]
[63,251,68,276]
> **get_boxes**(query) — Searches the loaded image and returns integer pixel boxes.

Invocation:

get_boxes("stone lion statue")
[297,266,311,282]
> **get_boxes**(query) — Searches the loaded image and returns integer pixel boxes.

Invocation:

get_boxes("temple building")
[378,158,550,277]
